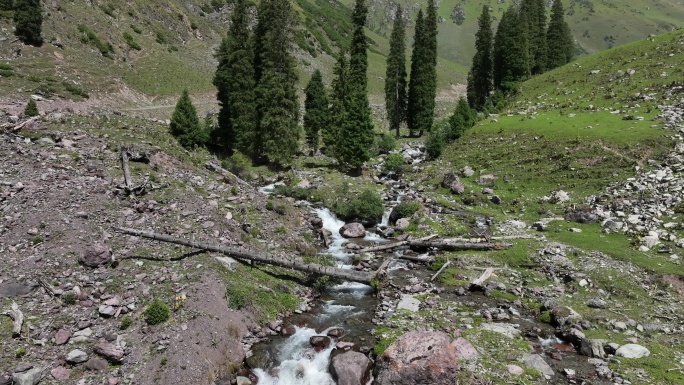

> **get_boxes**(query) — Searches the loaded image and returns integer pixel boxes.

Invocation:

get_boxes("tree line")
[2,0,44,46]
[467,0,574,111]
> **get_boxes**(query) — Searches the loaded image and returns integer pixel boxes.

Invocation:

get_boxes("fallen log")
[205,162,254,190]
[469,267,496,291]
[121,146,133,192]
[116,227,374,284]
[407,240,512,251]
[430,259,451,282]
[2,301,24,338]
[359,234,438,253]
[1,117,37,133]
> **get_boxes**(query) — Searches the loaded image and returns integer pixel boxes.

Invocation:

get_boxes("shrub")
[123,32,141,50]
[273,185,310,201]
[382,153,405,175]
[332,189,384,224]
[63,81,89,98]
[224,150,251,178]
[425,128,444,160]
[23,98,39,117]
[265,201,274,211]
[78,24,114,58]
[145,300,170,325]
[155,31,167,44]
[169,89,208,148]
[391,201,421,222]
[375,133,396,154]
[62,292,76,305]
[119,316,132,330]
[226,288,245,310]
[131,24,142,34]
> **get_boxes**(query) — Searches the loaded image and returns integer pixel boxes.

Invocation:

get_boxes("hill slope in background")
[0,0,682,113]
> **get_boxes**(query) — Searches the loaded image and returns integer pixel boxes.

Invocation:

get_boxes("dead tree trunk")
[469,267,496,291]
[116,227,374,284]
[2,301,24,338]
[407,240,511,251]
[120,146,133,192]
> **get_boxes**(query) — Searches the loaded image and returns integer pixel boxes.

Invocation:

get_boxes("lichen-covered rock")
[374,331,459,385]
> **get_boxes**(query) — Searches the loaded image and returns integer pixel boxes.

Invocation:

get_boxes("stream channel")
[250,183,613,385]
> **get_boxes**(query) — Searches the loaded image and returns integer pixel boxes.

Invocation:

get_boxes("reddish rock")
[374,331,459,385]
[330,350,371,385]
[85,357,109,371]
[54,329,71,345]
[51,366,70,380]
[79,243,112,267]
[310,335,331,351]
[94,340,125,362]
[451,337,478,360]
[326,328,345,338]
[339,223,366,238]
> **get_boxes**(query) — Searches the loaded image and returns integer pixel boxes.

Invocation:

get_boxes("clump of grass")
[62,292,76,305]
[119,316,132,330]
[78,24,115,58]
[63,81,89,98]
[381,153,405,175]
[123,32,141,51]
[130,24,142,34]
[145,299,170,325]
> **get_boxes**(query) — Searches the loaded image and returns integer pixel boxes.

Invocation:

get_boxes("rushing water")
[251,207,379,384]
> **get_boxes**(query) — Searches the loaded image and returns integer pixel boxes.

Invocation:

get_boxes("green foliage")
[493,6,530,93]
[0,0,12,12]
[100,3,116,18]
[13,0,42,45]
[130,24,142,34]
[265,201,274,210]
[382,153,405,175]
[223,150,251,178]
[546,0,574,69]
[23,98,38,117]
[467,6,493,111]
[332,189,384,223]
[520,0,547,75]
[253,0,300,165]
[303,70,329,152]
[273,185,312,201]
[15,346,26,358]
[213,0,256,155]
[226,287,245,310]
[406,9,436,136]
[293,0,352,55]
[425,127,444,159]
[447,98,474,141]
[374,133,396,154]
[538,310,552,324]
[169,89,208,148]
[392,201,421,220]
[119,316,132,330]
[145,300,170,325]
[123,32,141,50]
[62,292,76,305]
[0,62,12,70]
[384,5,407,136]
[155,31,167,44]
[336,0,374,170]
[323,52,349,156]
[78,24,114,58]
[63,81,89,98]
[0,62,12,78]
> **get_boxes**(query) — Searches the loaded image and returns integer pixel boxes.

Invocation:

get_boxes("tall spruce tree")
[170,90,207,149]
[304,70,329,153]
[324,51,349,156]
[253,0,300,165]
[467,5,493,111]
[493,6,530,93]
[13,0,42,46]
[384,5,407,138]
[423,0,438,135]
[337,0,374,170]
[520,0,547,75]
[23,98,38,117]
[406,10,427,137]
[213,0,255,155]
[0,0,13,11]
[546,0,574,69]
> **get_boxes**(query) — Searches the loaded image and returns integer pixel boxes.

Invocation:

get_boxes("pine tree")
[447,97,474,141]
[253,0,300,165]
[547,0,574,69]
[423,0,438,135]
[212,0,256,155]
[493,6,530,93]
[337,0,374,170]
[384,5,407,137]
[13,0,43,46]
[520,0,547,75]
[467,5,493,111]
[324,51,349,156]
[0,0,13,11]
[170,90,207,149]
[304,70,329,153]
[23,98,38,117]
[406,9,427,137]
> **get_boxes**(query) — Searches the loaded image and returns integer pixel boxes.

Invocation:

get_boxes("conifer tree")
[384,5,407,138]
[493,6,530,93]
[337,0,374,170]
[521,0,547,75]
[447,97,474,141]
[253,0,300,165]
[0,0,13,11]
[170,90,207,149]
[304,70,329,153]
[407,10,427,137]
[14,0,43,46]
[467,5,493,111]
[324,51,349,156]
[23,98,38,117]
[546,0,574,69]
[213,0,255,155]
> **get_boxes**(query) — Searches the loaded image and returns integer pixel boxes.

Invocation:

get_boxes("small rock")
[451,337,478,360]
[98,305,117,317]
[94,340,125,362]
[586,298,606,309]
[339,223,366,238]
[395,218,410,231]
[12,363,33,373]
[614,321,628,331]
[67,349,89,363]
[615,344,650,358]
[12,367,42,385]
[51,366,70,380]
[85,357,109,371]
[522,354,554,377]
[507,364,524,375]
[79,244,112,267]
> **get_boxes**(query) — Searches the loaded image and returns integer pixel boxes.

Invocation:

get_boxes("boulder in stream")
[339,223,366,238]
[330,350,371,385]
[374,331,459,385]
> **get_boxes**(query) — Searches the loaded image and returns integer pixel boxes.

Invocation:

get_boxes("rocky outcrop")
[374,331,459,385]
[339,223,366,238]
[330,350,371,385]
[79,244,112,267]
